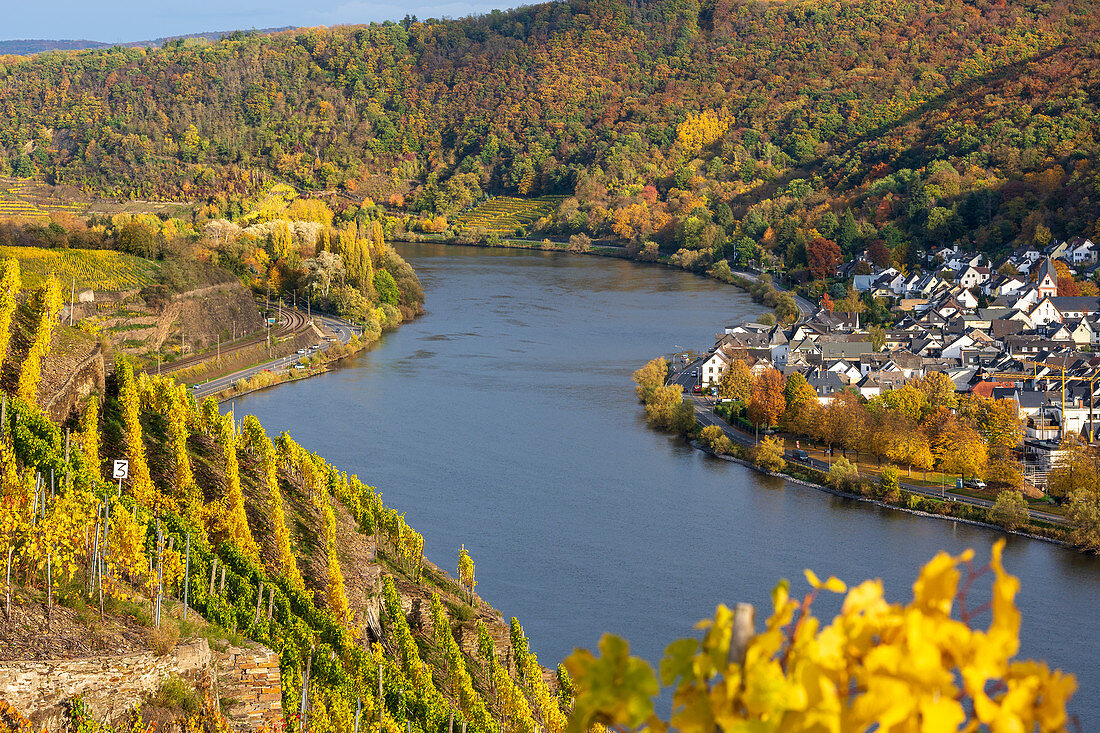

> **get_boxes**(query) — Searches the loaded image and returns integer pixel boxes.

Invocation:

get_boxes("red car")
[692,384,702,394]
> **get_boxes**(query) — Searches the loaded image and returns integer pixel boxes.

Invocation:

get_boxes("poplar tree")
[0,259,21,364]
[15,277,62,404]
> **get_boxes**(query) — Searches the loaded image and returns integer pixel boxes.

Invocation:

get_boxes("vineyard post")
[50,468,54,500]
[98,499,107,618]
[88,505,100,597]
[183,533,190,619]
[4,545,12,621]
[254,580,264,626]
[219,565,226,594]
[354,699,362,733]
[267,586,274,619]
[155,515,163,628]
[449,711,453,733]
[209,556,217,597]
[64,429,70,491]
[46,552,52,627]
[299,652,311,731]
[378,663,383,726]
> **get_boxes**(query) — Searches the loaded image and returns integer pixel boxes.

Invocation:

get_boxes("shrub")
[991,489,1030,531]
[879,465,901,502]
[826,457,859,492]
[147,622,180,656]
[753,436,786,472]
[700,425,734,455]
[152,675,201,715]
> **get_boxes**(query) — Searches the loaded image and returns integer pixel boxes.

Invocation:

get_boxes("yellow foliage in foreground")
[566,540,1075,732]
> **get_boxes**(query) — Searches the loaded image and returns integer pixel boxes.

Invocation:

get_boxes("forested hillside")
[0,0,1098,262]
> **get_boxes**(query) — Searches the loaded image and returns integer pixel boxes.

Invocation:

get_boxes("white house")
[700,348,732,387]
[1067,238,1097,266]
[854,267,898,292]
[941,333,976,360]
[958,265,991,290]
[1029,297,1063,326]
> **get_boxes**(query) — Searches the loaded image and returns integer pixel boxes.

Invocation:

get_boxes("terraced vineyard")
[452,195,565,235]
[0,245,159,291]
[0,183,50,222]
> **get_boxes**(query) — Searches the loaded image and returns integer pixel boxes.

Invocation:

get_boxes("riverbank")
[206,334,370,402]
[692,438,1071,549]
[676,398,1074,548]
[394,236,808,321]
[633,355,1072,547]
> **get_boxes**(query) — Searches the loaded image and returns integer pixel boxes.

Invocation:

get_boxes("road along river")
[233,242,1100,724]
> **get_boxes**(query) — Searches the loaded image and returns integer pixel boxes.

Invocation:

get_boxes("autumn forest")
[0,0,1098,270]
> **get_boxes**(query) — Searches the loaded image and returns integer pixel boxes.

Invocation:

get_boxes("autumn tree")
[632,357,668,402]
[747,368,785,430]
[979,398,1025,451]
[782,372,819,434]
[645,384,695,433]
[700,425,734,455]
[1047,434,1100,500]
[1067,489,1100,551]
[941,425,989,480]
[824,391,867,459]
[879,465,901,502]
[875,384,927,422]
[914,371,959,410]
[718,359,753,402]
[807,237,842,280]
[753,436,786,472]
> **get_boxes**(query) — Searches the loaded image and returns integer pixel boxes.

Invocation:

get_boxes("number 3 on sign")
[113,460,129,480]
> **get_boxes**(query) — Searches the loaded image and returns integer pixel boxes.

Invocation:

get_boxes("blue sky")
[3,0,511,43]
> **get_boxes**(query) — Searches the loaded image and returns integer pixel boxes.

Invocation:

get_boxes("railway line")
[151,304,311,376]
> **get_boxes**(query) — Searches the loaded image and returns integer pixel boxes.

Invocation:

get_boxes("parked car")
[297,348,308,354]
[690,369,699,377]
[792,449,809,462]
[964,478,987,490]
[692,384,702,394]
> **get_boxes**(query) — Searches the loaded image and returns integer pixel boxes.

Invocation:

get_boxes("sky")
[3,0,513,43]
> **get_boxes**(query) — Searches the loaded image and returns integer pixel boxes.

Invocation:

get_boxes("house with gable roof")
[1036,257,1059,298]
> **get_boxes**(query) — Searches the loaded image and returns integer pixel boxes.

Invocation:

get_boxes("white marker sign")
[113,459,129,480]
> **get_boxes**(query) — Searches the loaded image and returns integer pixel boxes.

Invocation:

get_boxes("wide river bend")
[234,243,1100,723]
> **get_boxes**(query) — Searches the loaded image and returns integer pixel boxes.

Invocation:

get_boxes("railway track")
[151,305,311,376]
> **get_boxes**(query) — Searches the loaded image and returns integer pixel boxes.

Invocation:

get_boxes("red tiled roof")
[972,380,1014,398]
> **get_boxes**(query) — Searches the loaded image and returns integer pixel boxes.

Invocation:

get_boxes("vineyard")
[0,183,50,223]
[452,196,565,236]
[0,245,159,291]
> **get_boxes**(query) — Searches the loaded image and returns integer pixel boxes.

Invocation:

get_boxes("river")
[234,242,1100,723]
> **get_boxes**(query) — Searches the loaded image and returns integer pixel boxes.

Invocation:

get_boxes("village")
[696,237,1100,490]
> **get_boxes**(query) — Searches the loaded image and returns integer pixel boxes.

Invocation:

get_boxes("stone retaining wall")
[0,638,211,730]
[0,637,285,732]
[214,643,284,731]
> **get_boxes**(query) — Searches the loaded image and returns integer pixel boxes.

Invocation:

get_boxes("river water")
[234,243,1100,723]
